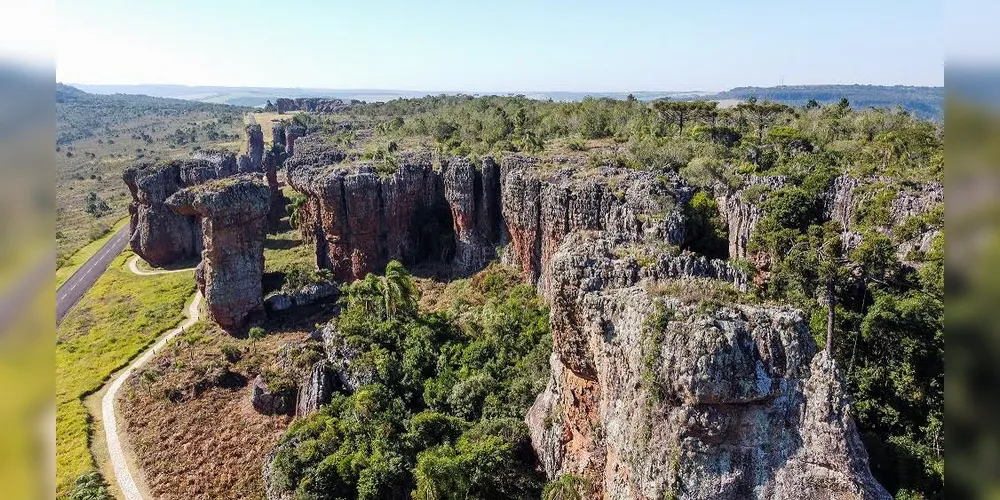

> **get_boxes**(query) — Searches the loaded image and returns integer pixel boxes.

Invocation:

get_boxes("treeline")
[343,93,941,186]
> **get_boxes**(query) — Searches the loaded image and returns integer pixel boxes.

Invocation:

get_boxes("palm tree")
[343,261,417,321]
[379,260,417,320]
[542,474,591,500]
[346,274,381,318]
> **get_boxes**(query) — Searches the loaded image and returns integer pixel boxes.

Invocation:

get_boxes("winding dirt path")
[102,257,200,500]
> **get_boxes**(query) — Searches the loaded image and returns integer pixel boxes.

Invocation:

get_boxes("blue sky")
[55,0,944,91]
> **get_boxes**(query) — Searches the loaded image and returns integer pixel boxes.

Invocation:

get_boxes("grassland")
[55,251,196,497]
[55,217,129,288]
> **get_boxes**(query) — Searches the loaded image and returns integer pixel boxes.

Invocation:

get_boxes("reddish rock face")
[246,123,264,172]
[122,161,204,266]
[263,150,287,230]
[442,156,505,275]
[499,155,691,294]
[287,155,456,281]
[285,125,306,157]
[166,176,271,331]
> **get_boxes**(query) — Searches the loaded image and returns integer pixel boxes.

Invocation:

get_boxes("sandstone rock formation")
[526,237,890,499]
[285,125,306,157]
[251,375,294,415]
[246,123,264,172]
[716,175,787,261]
[499,156,691,293]
[287,153,455,281]
[263,150,288,229]
[273,141,896,498]
[166,176,271,331]
[192,150,238,178]
[442,156,504,274]
[123,160,203,266]
[287,146,693,287]
[272,124,286,149]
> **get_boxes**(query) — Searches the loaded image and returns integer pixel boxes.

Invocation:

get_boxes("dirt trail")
[101,257,200,500]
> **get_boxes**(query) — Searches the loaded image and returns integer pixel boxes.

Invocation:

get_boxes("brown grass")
[119,320,315,500]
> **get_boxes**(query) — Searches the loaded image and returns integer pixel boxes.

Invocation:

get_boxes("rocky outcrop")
[287,147,693,286]
[246,123,264,172]
[526,238,890,499]
[500,157,691,293]
[295,361,333,417]
[312,322,375,393]
[823,175,943,259]
[192,150,238,178]
[123,160,204,266]
[716,175,787,261]
[166,176,271,331]
[272,124,286,148]
[251,375,294,415]
[264,280,337,312]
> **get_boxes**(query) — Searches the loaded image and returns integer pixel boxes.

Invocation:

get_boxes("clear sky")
[55,0,944,91]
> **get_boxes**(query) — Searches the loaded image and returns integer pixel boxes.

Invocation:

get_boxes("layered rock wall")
[166,177,271,331]
[287,154,455,281]
[123,161,205,266]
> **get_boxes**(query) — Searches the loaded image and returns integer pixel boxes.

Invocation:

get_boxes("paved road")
[56,224,130,324]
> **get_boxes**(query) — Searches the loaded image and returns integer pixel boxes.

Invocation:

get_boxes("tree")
[248,326,266,354]
[652,100,717,136]
[379,260,418,320]
[735,100,791,143]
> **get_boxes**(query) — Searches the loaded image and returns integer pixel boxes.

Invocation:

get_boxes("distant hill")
[56,84,248,145]
[704,85,943,120]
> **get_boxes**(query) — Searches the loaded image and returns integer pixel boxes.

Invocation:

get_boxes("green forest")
[269,263,553,499]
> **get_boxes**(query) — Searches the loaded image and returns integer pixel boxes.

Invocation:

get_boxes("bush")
[68,471,112,500]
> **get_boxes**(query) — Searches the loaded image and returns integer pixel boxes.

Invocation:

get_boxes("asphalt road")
[56,224,130,324]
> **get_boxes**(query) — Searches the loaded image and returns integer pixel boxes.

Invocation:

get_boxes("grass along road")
[56,251,196,498]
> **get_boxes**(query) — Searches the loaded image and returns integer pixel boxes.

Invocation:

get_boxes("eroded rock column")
[166,176,271,331]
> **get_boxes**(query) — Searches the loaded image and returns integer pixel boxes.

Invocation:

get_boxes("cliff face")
[823,175,943,260]
[526,236,890,499]
[287,147,692,287]
[716,175,787,262]
[123,160,205,266]
[263,150,287,229]
[718,174,943,266]
[287,153,456,281]
[500,157,690,293]
[166,176,271,331]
